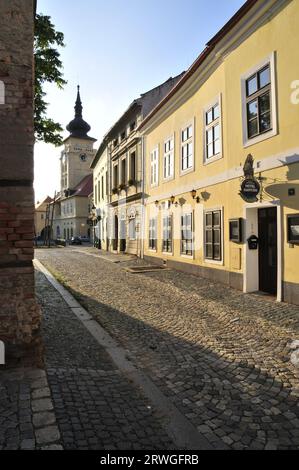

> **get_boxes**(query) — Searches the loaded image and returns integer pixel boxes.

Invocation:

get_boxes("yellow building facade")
[141,0,299,304]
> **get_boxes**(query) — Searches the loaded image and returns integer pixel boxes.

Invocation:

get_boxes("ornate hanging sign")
[239,154,261,203]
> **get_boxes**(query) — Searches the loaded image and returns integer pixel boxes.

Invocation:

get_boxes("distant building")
[90,139,108,249]
[35,196,53,239]
[53,87,97,240]
[91,74,184,255]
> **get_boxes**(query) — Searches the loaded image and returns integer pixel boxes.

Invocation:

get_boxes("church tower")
[60,86,96,195]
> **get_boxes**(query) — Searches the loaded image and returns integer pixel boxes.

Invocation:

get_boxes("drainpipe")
[140,134,145,259]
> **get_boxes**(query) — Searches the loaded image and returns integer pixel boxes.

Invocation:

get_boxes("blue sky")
[34,0,245,202]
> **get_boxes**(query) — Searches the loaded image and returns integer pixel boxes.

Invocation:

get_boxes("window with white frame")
[205,102,221,161]
[241,54,277,146]
[181,124,193,172]
[162,215,173,253]
[245,64,271,139]
[163,137,174,180]
[205,210,222,261]
[181,213,193,256]
[150,148,159,186]
[149,218,157,250]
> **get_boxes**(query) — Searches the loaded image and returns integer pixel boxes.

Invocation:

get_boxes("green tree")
[34,13,67,146]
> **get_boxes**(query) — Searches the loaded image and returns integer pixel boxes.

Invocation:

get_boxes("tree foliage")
[34,14,67,146]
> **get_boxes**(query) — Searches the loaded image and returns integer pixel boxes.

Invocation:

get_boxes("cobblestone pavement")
[35,247,299,450]
[0,368,62,450]
[35,270,176,450]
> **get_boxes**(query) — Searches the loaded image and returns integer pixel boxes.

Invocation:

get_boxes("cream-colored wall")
[143,0,299,287]
[62,137,96,192]
[93,147,108,248]
[34,200,50,236]
[35,211,46,236]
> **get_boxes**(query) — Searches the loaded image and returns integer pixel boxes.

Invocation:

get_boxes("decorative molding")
[146,147,299,204]
[0,261,33,270]
[0,179,33,187]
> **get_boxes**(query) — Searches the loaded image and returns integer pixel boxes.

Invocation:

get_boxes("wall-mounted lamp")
[191,189,200,203]
[170,195,175,205]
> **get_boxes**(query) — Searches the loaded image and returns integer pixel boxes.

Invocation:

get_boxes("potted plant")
[128,179,136,187]
[118,183,126,191]
[112,187,118,195]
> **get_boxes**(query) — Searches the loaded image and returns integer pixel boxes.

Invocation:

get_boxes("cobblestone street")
[34,246,299,450]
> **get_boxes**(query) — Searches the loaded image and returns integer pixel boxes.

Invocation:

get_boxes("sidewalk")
[0,266,181,450]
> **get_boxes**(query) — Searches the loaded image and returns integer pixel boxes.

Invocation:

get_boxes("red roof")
[73,174,93,197]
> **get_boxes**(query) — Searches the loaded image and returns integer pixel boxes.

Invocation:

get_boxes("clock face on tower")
[80,153,87,162]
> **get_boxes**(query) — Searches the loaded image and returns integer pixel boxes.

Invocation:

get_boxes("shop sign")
[240,154,261,203]
[240,178,260,203]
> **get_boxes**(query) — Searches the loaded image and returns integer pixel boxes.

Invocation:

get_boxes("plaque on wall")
[287,214,299,244]
[229,218,242,243]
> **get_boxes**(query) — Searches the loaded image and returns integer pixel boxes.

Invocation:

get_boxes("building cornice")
[145,147,299,204]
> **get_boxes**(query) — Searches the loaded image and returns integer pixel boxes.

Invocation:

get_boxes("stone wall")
[0,0,42,367]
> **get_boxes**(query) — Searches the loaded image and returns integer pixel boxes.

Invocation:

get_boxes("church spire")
[66,86,94,140]
[75,85,83,118]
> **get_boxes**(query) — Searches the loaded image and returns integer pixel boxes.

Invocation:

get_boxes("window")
[101,176,104,199]
[162,215,173,253]
[181,213,193,256]
[129,218,136,240]
[150,148,159,187]
[149,218,157,250]
[41,214,44,220]
[205,101,221,161]
[246,64,271,139]
[205,210,222,261]
[121,158,127,185]
[106,171,108,196]
[130,152,136,181]
[113,138,118,148]
[242,54,277,147]
[121,130,126,141]
[164,137,174,180]
[130,121,136,132]
[181,125,193,172]
[97,181,100,203]
[113,165,118,189]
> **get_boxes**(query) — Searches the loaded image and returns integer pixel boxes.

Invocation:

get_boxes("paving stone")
[20,439,35,450]
[41,444,63,450]
[35,426,60,445]
[32,398,53,413]
[34,248,299,450]
[32,388,51,400]
[33,412,56,428]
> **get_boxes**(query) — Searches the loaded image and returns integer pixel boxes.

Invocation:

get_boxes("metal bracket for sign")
[257,172,267,203]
